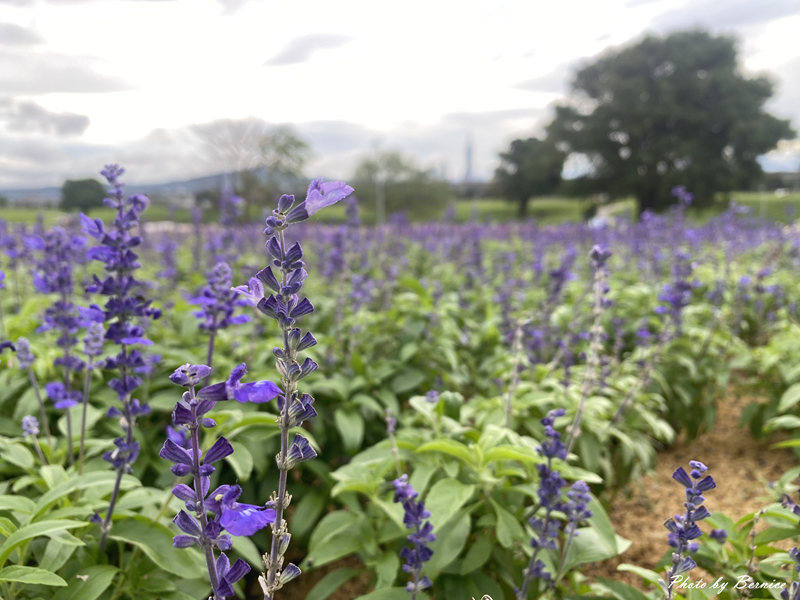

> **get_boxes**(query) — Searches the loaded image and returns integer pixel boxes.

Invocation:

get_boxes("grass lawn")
[3,190,800,226]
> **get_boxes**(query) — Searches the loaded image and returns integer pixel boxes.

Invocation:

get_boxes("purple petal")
[220,504,276,536]
[233,380,282,404]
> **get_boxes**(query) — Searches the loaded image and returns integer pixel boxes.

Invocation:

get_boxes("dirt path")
[588,391,798,583]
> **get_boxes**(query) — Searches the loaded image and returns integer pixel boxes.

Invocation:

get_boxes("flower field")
[3,169,800,600]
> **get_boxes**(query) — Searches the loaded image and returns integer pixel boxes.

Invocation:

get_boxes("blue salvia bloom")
[189,261,251,378]
[157,238,179,280]
[12,338,51,443]
[236,179,353,600]
[82,164,161,548]
[656,250,695,335]
[161,363,275,600]
[392,474,435,598]
[21,415,39,437]
[565,245,611,454]
[516,409,591,599]
[663,460,715,600]
[15,337,34,369]
[27,226,88,462]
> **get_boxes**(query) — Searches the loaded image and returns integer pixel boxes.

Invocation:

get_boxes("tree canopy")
[352,151,450,221]
[60,178,106,212]
[494,137,566,217]
[546,30,794,211]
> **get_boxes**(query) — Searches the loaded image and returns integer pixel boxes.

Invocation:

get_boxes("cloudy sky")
[1,0,799,189]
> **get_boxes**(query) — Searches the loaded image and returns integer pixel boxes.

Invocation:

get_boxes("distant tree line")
[495,29,795,216]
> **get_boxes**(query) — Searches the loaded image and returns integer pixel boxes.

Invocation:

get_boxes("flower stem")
[27,368,52,447]
[78,367,92,474]
[188,397,221,599]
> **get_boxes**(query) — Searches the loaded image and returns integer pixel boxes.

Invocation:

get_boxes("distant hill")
[0,168,295,206]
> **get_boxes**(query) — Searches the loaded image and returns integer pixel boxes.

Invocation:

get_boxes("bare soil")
[586,391,797,585]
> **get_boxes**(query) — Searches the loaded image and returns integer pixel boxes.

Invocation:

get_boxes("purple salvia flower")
[392,474,435,598]
[663,460,715,600]
[21,415,39,437]
[83,165,161,549]
[253,180,353,599]
[189,261,251,382]
[28,225,87,464]
[12,338,52,445]
[517,409,591,599]
[161,363,273,600]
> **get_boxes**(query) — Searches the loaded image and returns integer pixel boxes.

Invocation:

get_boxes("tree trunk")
[518,196,529,218]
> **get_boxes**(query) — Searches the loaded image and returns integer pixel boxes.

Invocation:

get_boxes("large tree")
[546,30,794,211]
[352,151,450,221]
[494,137,565,217]
[60,178,105,211]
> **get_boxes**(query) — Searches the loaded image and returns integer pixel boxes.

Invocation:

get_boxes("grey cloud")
[264,34,352,66]
[516,68,569,94]
[652,0,800,31]
[0,23,43,45]
[0,98,90,136]
[0,50,128,93]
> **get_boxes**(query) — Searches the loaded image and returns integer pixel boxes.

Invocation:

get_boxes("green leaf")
[617,563,665,587]
[0,565,67,586]
[0,443,34,470]
[416,439,475,466]
[39,537,77,572]
[458,535,493,575]
[779,383,800,412]
[484,444,539,465]
[335,408,365,453]
[225,441,253,480]
[426,510,471,578]
[491,500,525,548]
[230,534,261,567]
[306,511,362,568]
[764,415,800,434]
[108,516,205,578]
[291,489,327,539]
[52,565,118,600]
[562,527,629,571]
[354,588,412,600]
[390,369,425,395]
[29,471,139,522]
[596,577,651,600]
[305,568,359,600]
[370,551,399,589]
[0,519,86,566]
[424,478,475,529]
[0,495,35,514]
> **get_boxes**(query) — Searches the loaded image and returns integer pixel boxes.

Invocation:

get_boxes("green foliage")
[59,179,106,212]
[351,151,452,220]
[493,137,566,217]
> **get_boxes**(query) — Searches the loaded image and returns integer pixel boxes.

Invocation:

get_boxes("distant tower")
[463,135,474,185]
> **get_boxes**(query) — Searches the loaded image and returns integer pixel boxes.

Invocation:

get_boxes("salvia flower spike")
[14,337,52,445]
[393,474,435,598]
[663,460,715,600]
[516,408,591,599]
[240,180,353,600]
[161,363,275,600]
[189,261,251,384]
[82,164,161,549]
